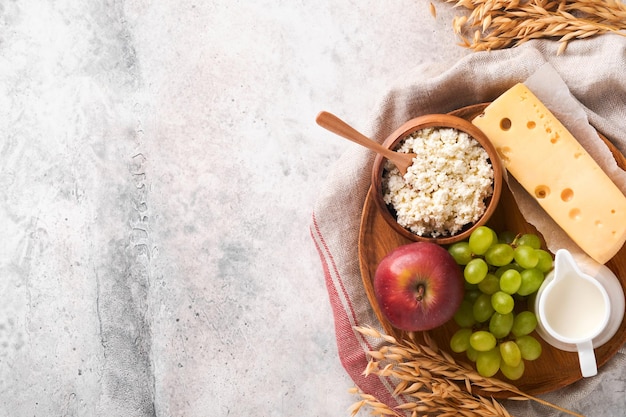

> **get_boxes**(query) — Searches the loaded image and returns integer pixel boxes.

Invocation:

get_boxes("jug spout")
[553,249,579,282]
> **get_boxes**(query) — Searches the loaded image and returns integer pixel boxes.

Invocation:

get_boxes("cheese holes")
[569,208,581,221]
[560,188,574,202]
[535,185,550,199]
[500,118,512,131]
[527,121,536,129]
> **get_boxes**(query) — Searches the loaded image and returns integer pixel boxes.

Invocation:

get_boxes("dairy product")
[472,83,626,264]
[382,127,494,238]
[542,274,608,339]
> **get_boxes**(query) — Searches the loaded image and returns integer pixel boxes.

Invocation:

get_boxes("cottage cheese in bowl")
[382,127,494,238]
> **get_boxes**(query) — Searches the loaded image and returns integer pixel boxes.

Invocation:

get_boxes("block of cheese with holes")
[472,83,626,264]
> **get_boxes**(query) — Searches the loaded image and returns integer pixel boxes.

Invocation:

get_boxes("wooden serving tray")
[358,103,626,398]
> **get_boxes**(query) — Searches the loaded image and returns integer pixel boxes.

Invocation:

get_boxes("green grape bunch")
[447,226,552,380]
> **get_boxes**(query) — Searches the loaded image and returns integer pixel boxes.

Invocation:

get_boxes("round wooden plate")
[358,103,626,398]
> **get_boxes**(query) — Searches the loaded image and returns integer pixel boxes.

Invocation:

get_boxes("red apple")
[374,242,464,331]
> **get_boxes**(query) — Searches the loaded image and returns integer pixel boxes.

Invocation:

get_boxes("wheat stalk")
[439,0,626,53]
[349,326,585,417]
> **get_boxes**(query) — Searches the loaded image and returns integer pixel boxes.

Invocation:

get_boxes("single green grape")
[516,335,542,361]
[453,300,476,328]
[489,228,499,248]
[500,358,525,380]
[499,269,522,294]
[464,289,482,304]
[491,291,515,314]
[513,245,540,269]
[497,230,516,245]
[464,258,489,284]
[484,243,515,267]
[478,273,500,295]
[517,268,545,296]
[448,241,473,265]
[499,340,522,367]
[470,330,497,352]
[476,348,501,377]
[466,345,479,362]
[464,282,478,292]
[473,293,495,323]
[494,263,523,278]
[468,226,495,255]
[511,311,538,337]
[450,328,473,353]
[535,249,554,273]
[489,312,514,339]
[516,233,542,249]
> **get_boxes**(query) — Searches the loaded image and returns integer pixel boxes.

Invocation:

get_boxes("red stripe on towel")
[310,212,398,408]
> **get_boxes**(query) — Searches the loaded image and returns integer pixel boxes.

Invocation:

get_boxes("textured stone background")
[0,1,469,415]
[2,1,622,417]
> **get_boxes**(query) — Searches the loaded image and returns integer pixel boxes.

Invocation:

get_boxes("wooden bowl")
[371,114,503,245]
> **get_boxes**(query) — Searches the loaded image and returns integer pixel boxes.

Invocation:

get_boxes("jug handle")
[576,339,598,377]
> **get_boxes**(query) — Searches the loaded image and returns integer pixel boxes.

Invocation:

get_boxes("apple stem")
[415,284,425,301]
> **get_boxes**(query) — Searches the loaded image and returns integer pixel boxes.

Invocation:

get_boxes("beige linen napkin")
[311,35,626,416]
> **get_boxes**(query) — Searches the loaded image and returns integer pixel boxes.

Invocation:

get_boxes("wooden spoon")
[315,111,416,175]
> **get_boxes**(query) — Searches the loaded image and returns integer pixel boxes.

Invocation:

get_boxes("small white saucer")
[533,254,625,352]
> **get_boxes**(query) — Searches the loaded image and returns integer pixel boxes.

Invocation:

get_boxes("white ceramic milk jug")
[536,249,611,377]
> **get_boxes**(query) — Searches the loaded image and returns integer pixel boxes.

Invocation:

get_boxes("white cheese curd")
[382,127,494,238]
